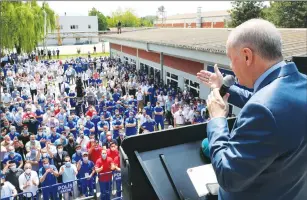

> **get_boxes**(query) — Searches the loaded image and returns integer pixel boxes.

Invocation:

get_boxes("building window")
[184,78,200,97]
[140,63,145,71]
[70,25,78,29]
[130,59,136,65]
[123,56,129,65]
[88,25,91,29]
[166,72,178,88]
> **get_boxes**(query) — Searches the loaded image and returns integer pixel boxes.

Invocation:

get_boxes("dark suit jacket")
[116,136,127,147]
[207,63,307,200]
[53,151,69,170]
[64,142,76,158]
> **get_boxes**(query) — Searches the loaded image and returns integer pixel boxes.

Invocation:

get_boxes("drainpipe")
[160,52,164,84]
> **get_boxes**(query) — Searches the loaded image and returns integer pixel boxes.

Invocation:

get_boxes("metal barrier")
[4,192,35,200]
[19,172,122,200]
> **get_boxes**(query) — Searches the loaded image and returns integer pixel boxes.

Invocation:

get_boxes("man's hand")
[207,88,230,119]
[197,64,223,89]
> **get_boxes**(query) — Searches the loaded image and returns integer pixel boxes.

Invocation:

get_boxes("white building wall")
[44,16,99,46]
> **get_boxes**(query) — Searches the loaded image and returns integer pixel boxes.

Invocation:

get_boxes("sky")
[43,1,234,17]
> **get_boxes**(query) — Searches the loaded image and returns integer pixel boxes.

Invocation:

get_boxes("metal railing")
[4,192,34,200]
[4,171,122,200]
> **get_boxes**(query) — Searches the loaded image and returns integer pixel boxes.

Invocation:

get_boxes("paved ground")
[39,42,110,55]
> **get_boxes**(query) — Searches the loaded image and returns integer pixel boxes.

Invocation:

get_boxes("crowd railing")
[4,172,122,200]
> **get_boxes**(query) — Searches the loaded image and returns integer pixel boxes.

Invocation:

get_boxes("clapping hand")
[207,88,230,119]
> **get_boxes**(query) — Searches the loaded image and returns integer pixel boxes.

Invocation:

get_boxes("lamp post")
[43,9,47,53]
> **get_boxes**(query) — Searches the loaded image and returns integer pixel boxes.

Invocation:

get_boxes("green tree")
[140,16,155,26]
[88,7,108,31]
[0,1,55,54]
[264,2,307,28]
[106,7,153,28]
[228,1,265,27]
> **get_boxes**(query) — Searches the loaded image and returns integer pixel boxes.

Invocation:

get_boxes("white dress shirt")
[29,82,37,90]
[18,171,39,197]
[174,110,185,125]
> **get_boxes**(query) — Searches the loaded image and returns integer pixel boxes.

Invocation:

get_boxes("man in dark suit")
[197,19,307,200]
[51,144,69,184]
[64,135,77,158]
[116,131,127,147]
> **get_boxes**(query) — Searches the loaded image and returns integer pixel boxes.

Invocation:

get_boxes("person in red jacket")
[22,107,36,121]
[95,149,114,200]
[106,142,119,160]
[88,140,102,165]
[85,105,96,118]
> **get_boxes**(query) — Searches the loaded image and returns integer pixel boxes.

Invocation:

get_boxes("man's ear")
[242,48,253,66]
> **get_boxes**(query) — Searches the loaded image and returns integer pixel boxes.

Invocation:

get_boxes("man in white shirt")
[18,163,39,199]
[1,174,17,199]
[136,109,147,134]
[157,91,166,110]
[76,133,89,152]
[135,87,145,111]
[174,106,185,128]
[1,92,12,106]
[29,80,37,102]
[25,134,42,152]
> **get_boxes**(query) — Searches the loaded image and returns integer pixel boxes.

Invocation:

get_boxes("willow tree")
[0,1,55,54]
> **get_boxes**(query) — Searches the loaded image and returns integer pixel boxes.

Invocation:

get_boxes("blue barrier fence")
[2,192,34,200]
[4,171,122,200]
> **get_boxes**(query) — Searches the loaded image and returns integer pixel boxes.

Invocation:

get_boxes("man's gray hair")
[227,18,283,61]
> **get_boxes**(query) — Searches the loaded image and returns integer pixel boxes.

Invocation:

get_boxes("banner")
[113,172,121,181]
[57,182,74,194]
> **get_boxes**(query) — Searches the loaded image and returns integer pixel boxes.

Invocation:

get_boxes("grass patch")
[47,52,110,60]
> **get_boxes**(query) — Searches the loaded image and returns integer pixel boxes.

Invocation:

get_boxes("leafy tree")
[107,7,153,28]
[141,16,155,26]
[0,1,55,53]
[263,2,307,28]
[0,1,55,54]
[228,1,265,27]
[88,7,108,31]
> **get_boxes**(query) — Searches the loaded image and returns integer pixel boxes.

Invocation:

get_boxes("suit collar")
[254,62,299,94]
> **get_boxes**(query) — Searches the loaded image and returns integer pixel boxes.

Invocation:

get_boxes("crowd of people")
[0,54,212,200]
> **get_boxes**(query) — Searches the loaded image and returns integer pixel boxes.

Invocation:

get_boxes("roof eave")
[103,36,227,55]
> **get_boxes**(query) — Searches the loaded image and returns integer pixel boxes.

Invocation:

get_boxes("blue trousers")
[113,131,119,139]
[42,187,58,200]
[116,179,122,197]
[81,178,94,197]
[99,180,111,200]
[155,119,164,130]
